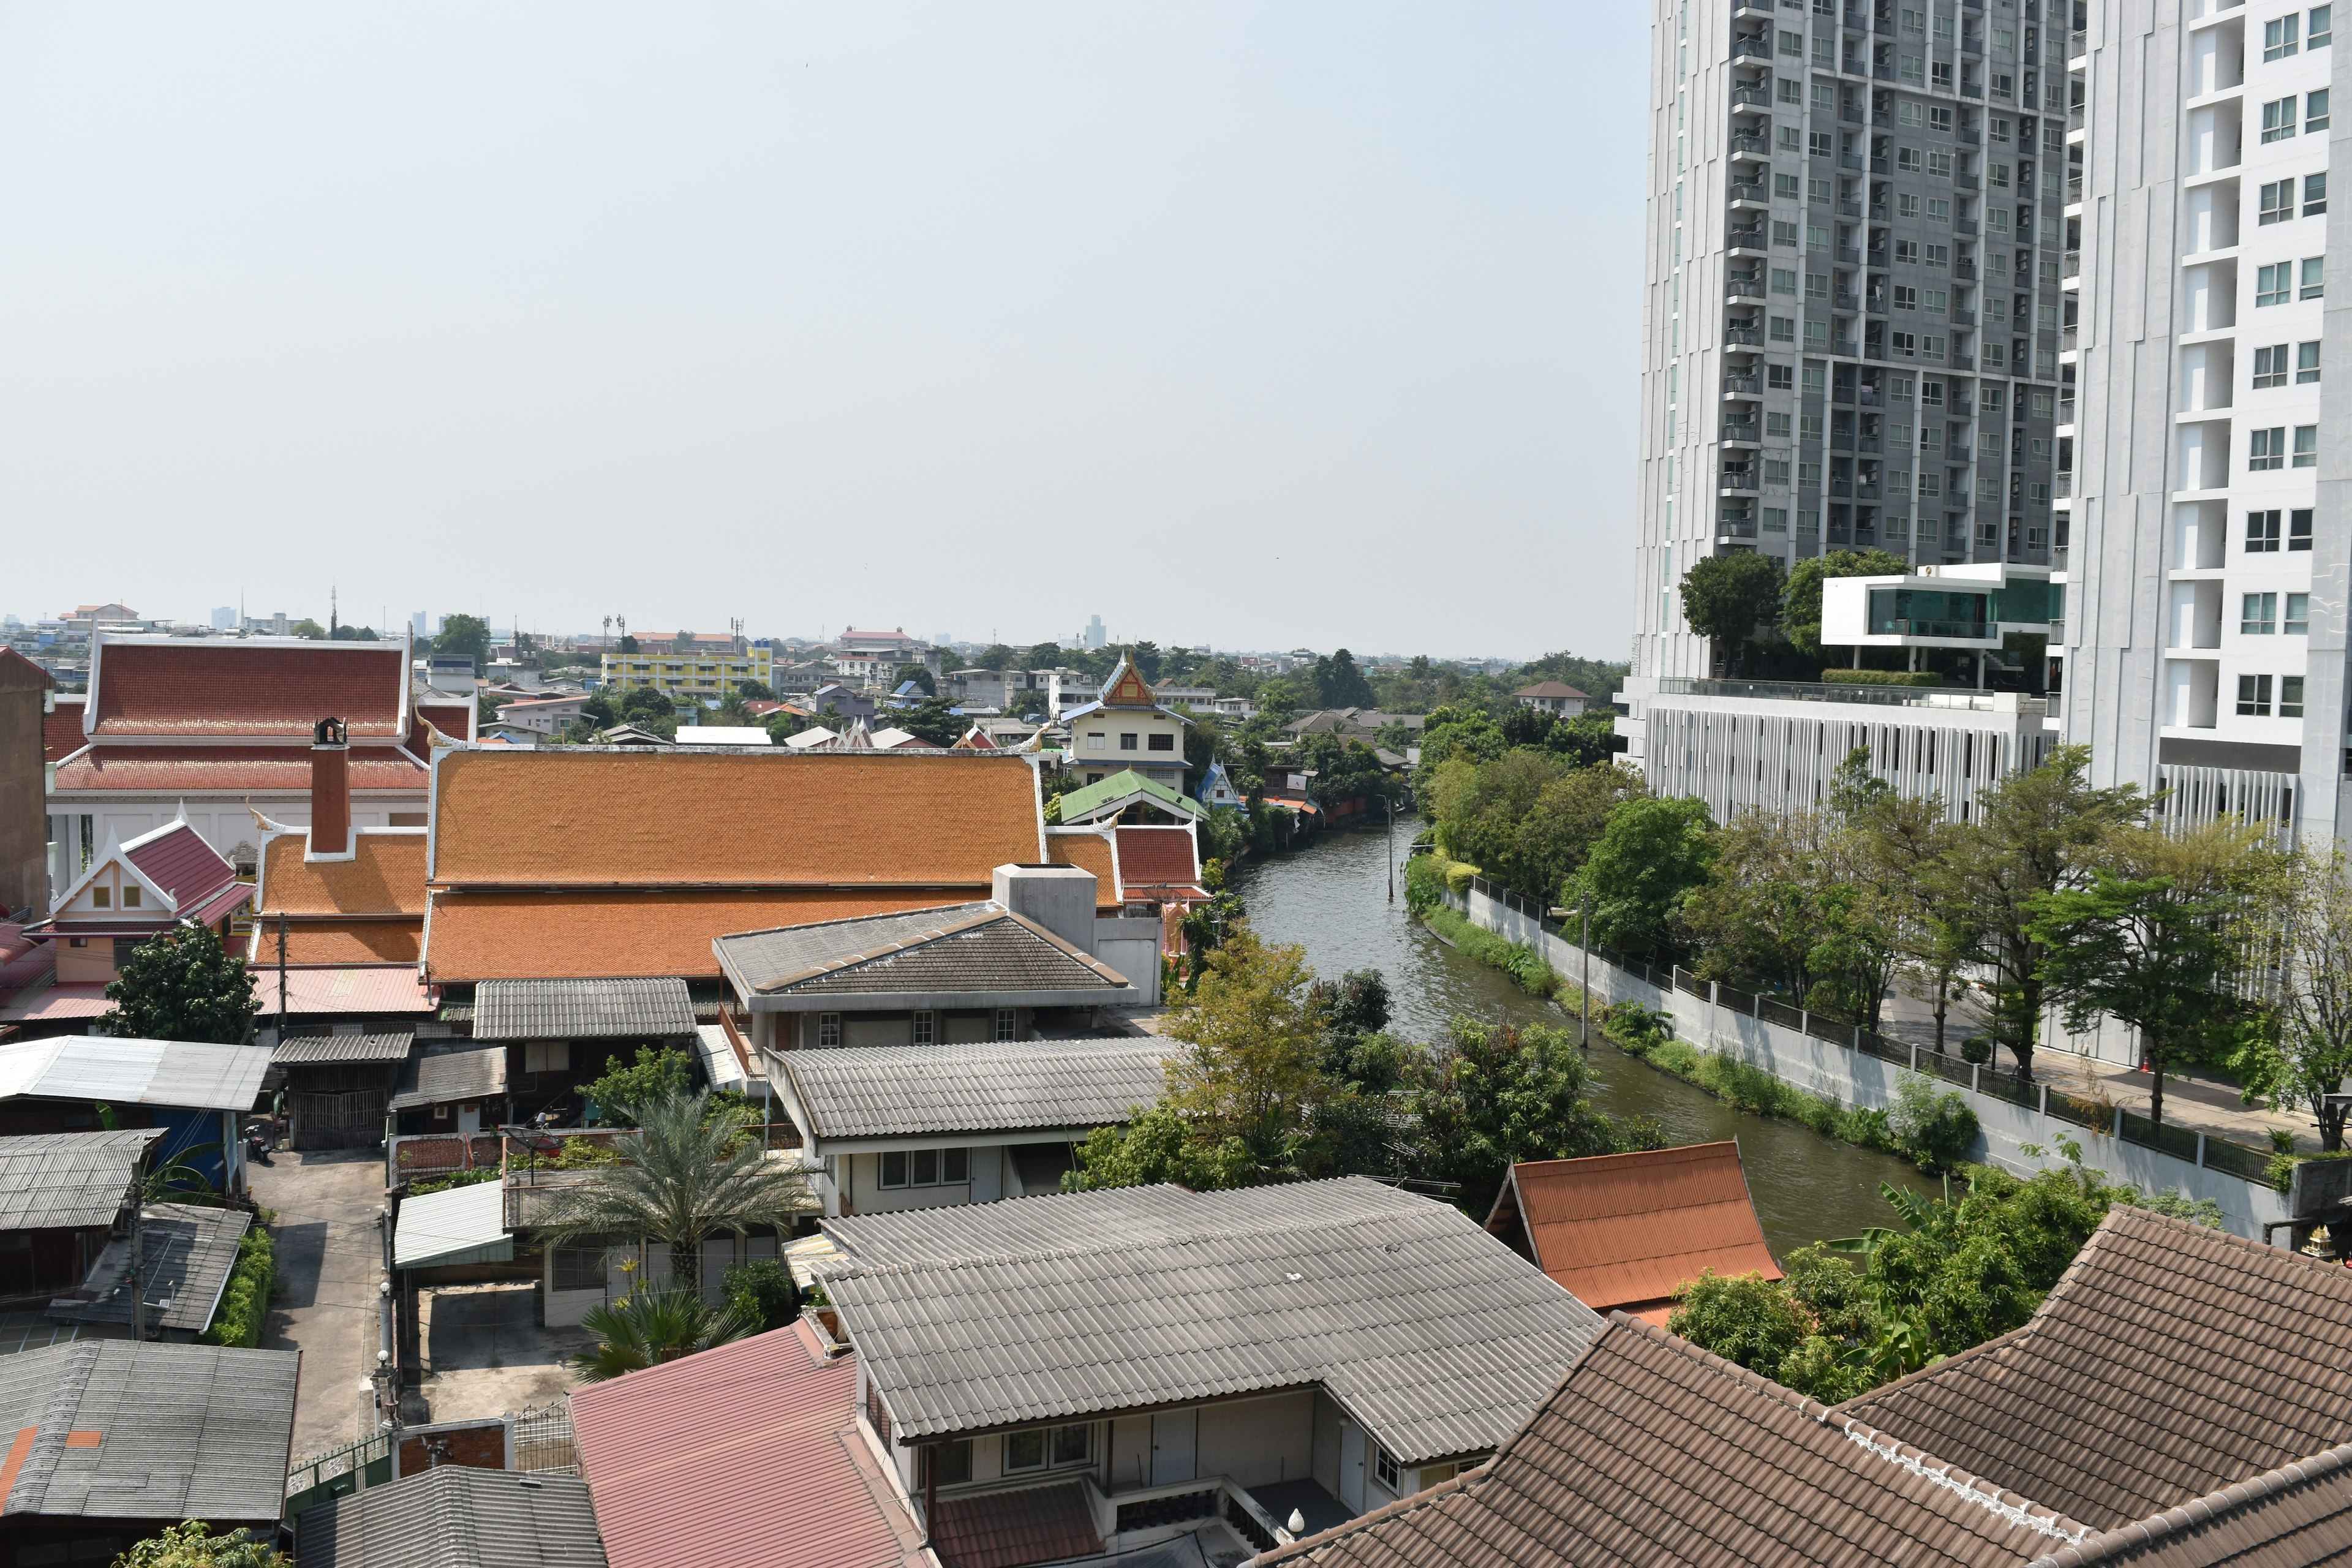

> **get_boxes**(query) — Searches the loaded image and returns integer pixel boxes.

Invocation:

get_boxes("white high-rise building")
[2064,0,2340,839]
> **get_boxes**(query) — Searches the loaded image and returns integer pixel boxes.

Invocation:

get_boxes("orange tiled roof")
[247,921,424,967]
[423,889,976,982]
[1046,831,1122,910]
[90,640,409,738]
[1112,826,1198,889]
[1488,1142,1781,1316]
[256,831,429,918]
[428,750,1041,886]
[51,746,428,794]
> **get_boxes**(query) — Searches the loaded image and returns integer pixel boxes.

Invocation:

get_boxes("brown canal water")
[1234,817,1936,1254]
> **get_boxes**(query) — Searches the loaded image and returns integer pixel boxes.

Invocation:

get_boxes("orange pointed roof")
[1098,652,1157,709]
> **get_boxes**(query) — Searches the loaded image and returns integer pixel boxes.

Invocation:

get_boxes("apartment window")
[1981,385,2005,413]
[2255,344,2292,386]
[1773,219,1800,247]
[1769,363,1796,389]
[1899,100,1926,127]
[2245,592,2280,634]
[2310,173,2331,215]
[1993,24,2015,51]
[1902,53,1926,81]
[2304,257,2327,298]
[1928,150,1953,179]
[1764,507,1791,531]
[1899,192,1922,220]
[1920,473,1943,497]
[1894,284,1920,310]
[2315,6,2334,47]
[1991,161,2013,189]
[2268,13,2301,58]
[1765,458,1792,486]
[2261,180,2296,225]
[2312,90,2333,132]
[2238,674,2275,715]
[1893,330,1918,356]
[1898,146,1924,173]
[1375,1446,1403,1492]
[1807,129,1833,156]
[1800,461,1823,488]
[2283,676,2309,717]
[1779,27,1803,53]
[1980,475,2003,501]
[1776,172,1803,200]
[2249,509,2283,551]
[1803,361,1826,393]
[817,1012,842,1047]
[912,1010,934,1046]
[524,1041,570,1074]
[2253,427,2288,469]
[2259,264,2293,306]
[1770,267,1797,295]
[1771,316,1798,342]
[1809,176,1834,205]
[1893,239,1917,265]
[1926,197,1951,223]
[2293,508,2316,548]
[1890,420,1914,446]
[1805,271,1830,299]
[1932,60,1954,89]
[1807,222,1831,249]
[995,1008,1017,1041]
[1890,467,1914,491]
[2288,593,2313,634]
[1926,288,1949,314]
[2263,97,2298,142]
[1766,410,1793,437]
[1901,6,1925,31]
[1813,36,1835,66]
[1798,80,1822,107]
[1801,412,1825,442]
[2299,341,2323,382]
[2295,424,2320,466]
[1926,243,1950,267]
[1981,429,2006,457]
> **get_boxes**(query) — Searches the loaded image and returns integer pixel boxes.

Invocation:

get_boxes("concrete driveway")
[411,1282,593,1424]
[247,1148,386,1463]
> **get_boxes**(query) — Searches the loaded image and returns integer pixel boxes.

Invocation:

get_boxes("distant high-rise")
[1084,614,1107,650]
[411,611,429,638]
[209,607,235,630]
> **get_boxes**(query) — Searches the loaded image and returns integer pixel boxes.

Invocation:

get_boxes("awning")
[393,1179,513,1268]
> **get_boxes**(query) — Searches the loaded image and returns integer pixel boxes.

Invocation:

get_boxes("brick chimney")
[309,716,350,859]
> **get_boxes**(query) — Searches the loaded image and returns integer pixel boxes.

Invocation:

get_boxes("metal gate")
[293,1090,389,1150]
[513,1400,578,1476]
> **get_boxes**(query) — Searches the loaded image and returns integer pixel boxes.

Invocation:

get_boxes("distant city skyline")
[1,4,1645,662]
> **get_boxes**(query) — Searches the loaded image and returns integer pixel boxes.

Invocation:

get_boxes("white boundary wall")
[1460,885,2294,1242]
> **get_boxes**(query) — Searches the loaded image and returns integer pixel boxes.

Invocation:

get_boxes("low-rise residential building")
[0,1036,271,1194]
[464,977,702,1121]
[486,694,589,737]
[1509,682,1588,717]
[1061,655,1191,791]
[271,1031,415,1151]
[597,643,772,701]
[1283,709,1425,742]
[817,1178,1605,1562]
[1054,769,1204,829]
[292,1465,609,1568]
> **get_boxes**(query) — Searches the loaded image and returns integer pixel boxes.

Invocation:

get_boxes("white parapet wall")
[1460,883,2294,1243]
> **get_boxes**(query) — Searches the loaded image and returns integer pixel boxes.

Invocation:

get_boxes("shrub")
[1819,669,1943,687]
[407,1167,499,1195]
[1422,903,1560,998]
[722,1257,802,1332]
[201,1223,276,1348]
[1958,1035,1994,1066]
[1887,1072,1981,1172]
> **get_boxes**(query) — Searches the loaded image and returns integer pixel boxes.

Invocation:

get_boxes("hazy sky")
[1,4,1645,660]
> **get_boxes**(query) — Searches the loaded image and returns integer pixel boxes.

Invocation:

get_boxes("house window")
[91,886,109,910]
[2245,592,2280,635]
[2288,593,2312,634]
[2255,345,2291,388]
[121,886,140,909]
[879,1147,968,1189]
[552,1238,608,1292]
[1118,733,1138,751]
[912,1011,934,1046]
[933,1441,974,1486]
[2283,675,2309,717]
[995,1008,1017,1042]
[525,1042,570,1074]
[881,1151,907,1187]
[1005,1423,1092,1471]
[2292,508,2316,548]
[1147,733,1175,752]
[2315,6,2335,47]
[2252,427,2288,470]
[1375,1446,1402,1491]
[2249,510,2283,551]
[1085,733,1106,751]
[817,1013,842,1048]
[2239,674,2275,715]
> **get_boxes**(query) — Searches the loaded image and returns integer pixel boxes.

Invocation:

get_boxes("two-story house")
[1059,655,1192,791]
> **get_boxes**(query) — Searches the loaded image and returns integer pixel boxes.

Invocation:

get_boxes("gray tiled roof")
[820,1177,1602,1465]
[294,1464,609,1568]
[473,977,696,1041]
[393,1046,509,1109]
[50,1202,255,1335]
[716,903,1129,997]
[273,1031,416,1066]
[0,1129,161,1231]
[778,1041,1170,1141]
[0,1340,300,1523]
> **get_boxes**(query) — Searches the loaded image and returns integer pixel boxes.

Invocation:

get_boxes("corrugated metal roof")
[821,1178,1603,1464]
[474,978,697,1040]
[51,1202,254,1334]
[0,1340,300,1523]
[273,1031,417,1066]
[294,1463,608,1567]
[393,1179,513,1268]
[572,1319,928,1568]
[263,965,438,1017]
[779,1041,1169,1141]
[715,902,1129,998]
[0,1129,161,1231]
[391,1046,509,1109]
[0,1036,272,1112]
[692,1024,748,1092]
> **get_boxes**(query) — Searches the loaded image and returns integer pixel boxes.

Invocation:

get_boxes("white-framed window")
[1004,1423,1092,1472]
[1085,733,1106,751]
[1374,1445,1401,1491]
[995,1008,1018,1042]
[912,1011,935,1046]
[525,1041,570,1074]
[817,1013,842,1048]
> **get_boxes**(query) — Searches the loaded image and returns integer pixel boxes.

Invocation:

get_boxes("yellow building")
[598,643,774,699]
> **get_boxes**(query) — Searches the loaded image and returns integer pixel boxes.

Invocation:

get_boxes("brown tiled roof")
[422,889,970,982]
[1045,830,1121,909]
[2019,1444,2352,1568]
[248,922,423,967]
[42,697,84,764]
[929,1480,1099,1568]
[51,746,428,794]
[716,903,1129,998]
[1487,1142,1781,1321]
[89,639,409,738]
[1114,826,1199,889]
[428,749,1041,886]
[1267,1316,2087,1568]
[257,832,429,918]
[1835,1205,2352,1532]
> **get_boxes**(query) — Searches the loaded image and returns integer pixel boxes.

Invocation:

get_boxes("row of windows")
[925,1423,1092,1487]
[813,1009,1019,1047]
[2257,173,2328,224]
[2260,91,2332,143]
[2238,674,2309,717]
[2255,258,2326,306]
[878,1147,970,1188]
[2248,425,2320,470]
[1083,731,1177,751]
[87,884,141,910]
[2242,592,2313,635]
[2247,508,2316,550]
[2252,342,2324,388]
[2264,8,2335,61]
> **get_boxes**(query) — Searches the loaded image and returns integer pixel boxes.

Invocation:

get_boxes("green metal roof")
[1054,769,1204,823]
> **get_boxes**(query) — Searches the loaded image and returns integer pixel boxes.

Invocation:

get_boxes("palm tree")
[570,1284,756,1381]
[533,1089,810,1294]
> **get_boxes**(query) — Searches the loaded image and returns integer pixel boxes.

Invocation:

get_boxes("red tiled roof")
[51,745,428,794]
[244,965,435,1016]
[573,1319,927,1568]
[1513,681,1589,700]
[930,1480,1101,1568]
[414,700,475,743]
[1113,826,1198,889]
[247,921,423,967]
[0,983,110,1023]
[124,823,240,912]
[423,889,971,982]
[90,639,409,738]
[43,698,85,764]
[1487,1142,1781,1319]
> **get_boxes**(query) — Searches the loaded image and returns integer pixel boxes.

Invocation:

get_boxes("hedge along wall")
[1459,884,2296,1242]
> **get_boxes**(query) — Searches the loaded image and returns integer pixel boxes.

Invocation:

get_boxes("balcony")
[2060,325,2078,352]
[1833,339,1861,356]
[1842,245,1866,265]
[1842,150,1864,171]
[1727,277,1766,300]
[1954,258,1978,280]
[1723,373,1763,396]
[1836,291,1860,311]
[2054,472,2073,497]
[1952,354,1976,369]
[2063,249,2081,279]
[1732,83,1773,109]
[1866,294,1889,316]
[1720,468,1761,494]
[1724,325,1764,347]
[1731,34,1773,60]
[1956,217,1980,236]
[1730,132,1771,157]
[1722,420,1762,443]
[1729,180,1768,205]
[1866,342,1889,360]
[1951,309,1977,327]
[2057,398,2075,425]
[1654,677,2044,712]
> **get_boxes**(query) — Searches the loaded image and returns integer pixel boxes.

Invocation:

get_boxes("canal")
[1235,817,1935,1253]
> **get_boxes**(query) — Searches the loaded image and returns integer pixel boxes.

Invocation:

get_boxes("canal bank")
[1235,818,1934,1254]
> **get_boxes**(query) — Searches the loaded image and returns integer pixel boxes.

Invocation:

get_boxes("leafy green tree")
[733,677,775,701]
[1860,786,1975,1054]
[537,1090,810,1292]
[289,619,328,640]
[105,925,256,1043]
[1065,1102,1248,1192]
[1311,649,1377,709]
[570,1284,758,1381]
[433,612,492,668]
[1679,552,1785,676]
[721,1257,801,1330]
[1685,808,1833,1003]
[1411,1018,1665,1213]
[977,643,1020,670]
[1779,549,1912,659]
[619,686,677,724]
[581,1046,694,1125]
[2029,821,2272,1128]
[892,663,937,695]
[1025,641,1065,669]
[1570,796,1718,956]
[113,1522,287,1567]
[618,633,640,654]
[1128,641,1164,682]
[1309,968,1391,1060]
[1160,933,1333,1182]
[2243,845,2352,1148]
[884,695,963,746]
[1943,745,2144,1077]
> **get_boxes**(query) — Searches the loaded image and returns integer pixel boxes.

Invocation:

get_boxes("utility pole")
[277,914,289,1044]
[1385,796,1395,903]
[1580,895,1592,1050]
[129,1187,145,1340]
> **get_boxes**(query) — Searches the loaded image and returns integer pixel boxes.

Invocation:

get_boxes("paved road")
[249,1149,385,1462]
